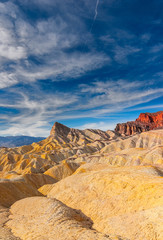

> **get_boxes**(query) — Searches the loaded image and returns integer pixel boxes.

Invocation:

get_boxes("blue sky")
[0,0,163,136]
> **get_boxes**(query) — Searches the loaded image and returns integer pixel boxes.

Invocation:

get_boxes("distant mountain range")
[1,110,163,147]
[0,136,45,148]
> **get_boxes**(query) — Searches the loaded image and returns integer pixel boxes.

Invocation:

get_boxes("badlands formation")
[0,112,163,240]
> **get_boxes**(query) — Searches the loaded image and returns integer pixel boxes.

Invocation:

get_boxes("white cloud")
[0,122,50,137]
[77,121,116,131]
[79,79,163,110]
[150,44,163,53]
[0,17,27,60]
[130,104,163,111]
[0,45,26,60]
[0,72,18,89]
[0,52,110,85]
[100,34,115,44]
[0,1,111,89]
[155,72,163,77]
[141,33,151,42]
[0,78,162,136]
[114,45,141,64]
[0,2,18,18]
[15,17,78,56]
[0,89,78,136]
[115,29,135,40]
[0,1,162,137]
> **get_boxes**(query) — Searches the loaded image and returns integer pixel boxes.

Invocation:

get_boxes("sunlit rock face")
[6,197,125,240]
[0,179,42,208]
[0,205,20,240]
[0,116,163,240]
[50,121,117,145]
[115,111,163,136]
[74,130,163,166]
[136,111,163,126]
[47,164,163,240]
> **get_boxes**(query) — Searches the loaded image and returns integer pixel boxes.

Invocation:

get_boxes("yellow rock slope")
[6,197,126,240]
[47,164,163,240]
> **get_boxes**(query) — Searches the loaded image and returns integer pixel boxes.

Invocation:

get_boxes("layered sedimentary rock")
[115,111,163,136]
[0,122,120,177]
[73,130,163,166]
[50,122,118,143]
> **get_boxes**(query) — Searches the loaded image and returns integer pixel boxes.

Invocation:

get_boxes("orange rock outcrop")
[115,111,163,135]
[136,111,163,127]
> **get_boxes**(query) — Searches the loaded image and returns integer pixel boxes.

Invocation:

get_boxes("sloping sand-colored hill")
[47,164,163,240]
[6,197,126,240]
[0,116,163,240]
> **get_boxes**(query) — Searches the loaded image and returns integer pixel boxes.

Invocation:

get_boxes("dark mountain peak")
[50,122,70,137]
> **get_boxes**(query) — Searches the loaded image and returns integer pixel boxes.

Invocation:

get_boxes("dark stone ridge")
[50,122,71,137]
[115,111,163,136]
[49,121,116,145]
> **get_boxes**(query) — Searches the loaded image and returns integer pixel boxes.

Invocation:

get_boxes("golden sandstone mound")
[38,183,55,196]
[0,172,55,208]
[0,205,20,240]
[6,197,125,240]
[44,160,81,181]
[47,164,163,240]
[0,180,42,207]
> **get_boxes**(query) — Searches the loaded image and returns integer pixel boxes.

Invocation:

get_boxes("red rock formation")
[115,111,163,136]
[136,111,163,127]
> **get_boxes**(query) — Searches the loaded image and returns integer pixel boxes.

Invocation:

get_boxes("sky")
[0,0,163,137]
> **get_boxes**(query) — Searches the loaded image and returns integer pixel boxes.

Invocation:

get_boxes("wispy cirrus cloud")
[77,121,116,131]
[0,72,18,89]
[0,0,162,136]
[114,45,141,64]
[0,1,110,89]
[150,43,163,53]
[0,87,78,136]
[14,52,111,82]
[0,78,162,136]
[79,80,163,110]
[141,33,151,42]
[0,3,27,61]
